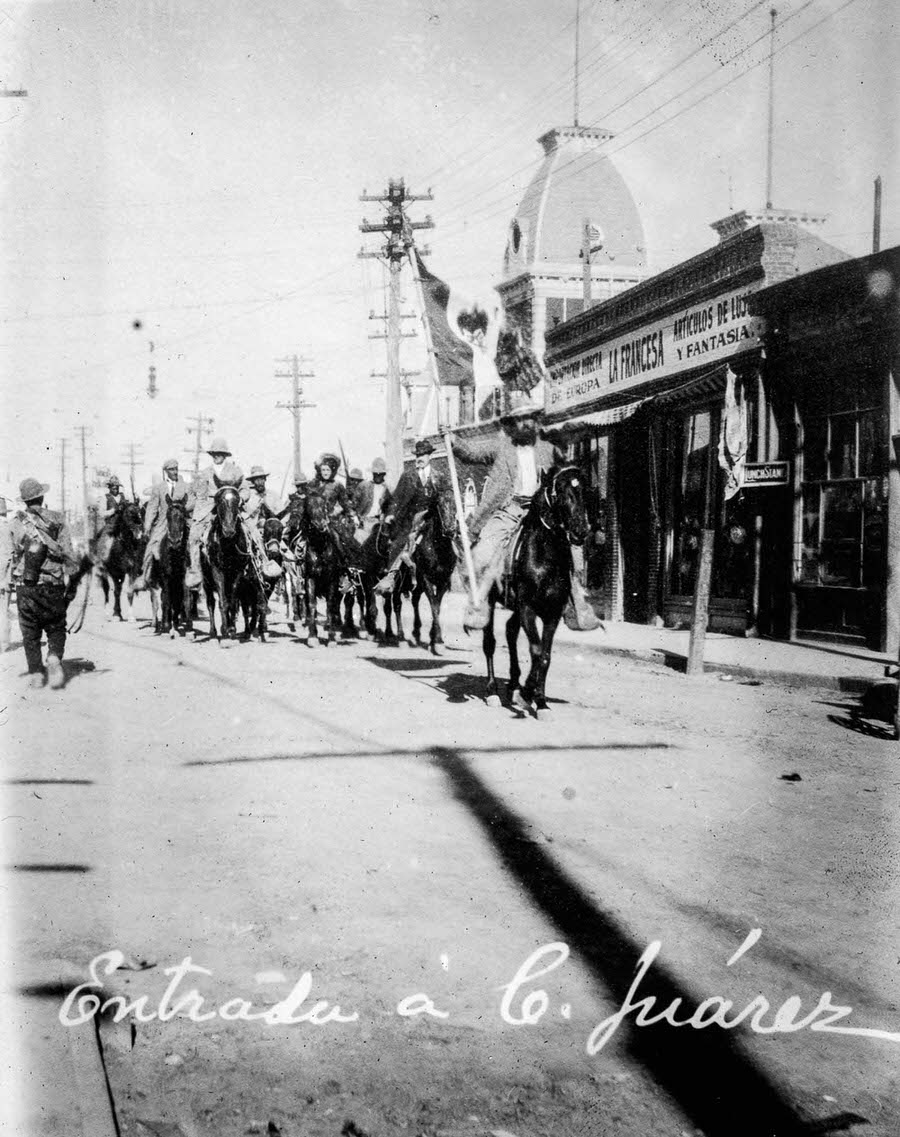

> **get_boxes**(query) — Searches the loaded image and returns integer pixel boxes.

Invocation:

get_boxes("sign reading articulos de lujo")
[546,286,764,412]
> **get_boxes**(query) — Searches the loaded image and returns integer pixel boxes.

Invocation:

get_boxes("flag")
[415,251,476,389]
[718,366,748,500]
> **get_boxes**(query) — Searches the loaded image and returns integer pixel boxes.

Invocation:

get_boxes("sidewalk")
[442,591,894,692]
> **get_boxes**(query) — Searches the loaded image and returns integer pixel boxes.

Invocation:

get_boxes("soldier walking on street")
[0,497,11,652]
[9,478,81,689]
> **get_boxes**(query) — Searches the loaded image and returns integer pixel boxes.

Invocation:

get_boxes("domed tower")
[497,125,649,398]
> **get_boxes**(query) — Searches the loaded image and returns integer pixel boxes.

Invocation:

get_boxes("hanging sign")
[547,285,764,412]
[743,461,790,486]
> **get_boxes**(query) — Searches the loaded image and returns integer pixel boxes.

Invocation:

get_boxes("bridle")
[537,465,584,543]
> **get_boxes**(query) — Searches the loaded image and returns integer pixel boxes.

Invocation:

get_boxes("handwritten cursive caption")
[59,931,900,1053]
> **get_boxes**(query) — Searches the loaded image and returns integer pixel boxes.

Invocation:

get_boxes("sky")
[0,0,896,509]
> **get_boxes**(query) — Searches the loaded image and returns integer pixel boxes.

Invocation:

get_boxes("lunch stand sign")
[547,286,764,413]
[743,461,790,487]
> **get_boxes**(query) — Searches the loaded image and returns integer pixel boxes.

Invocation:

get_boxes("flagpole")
[408,249,479,607]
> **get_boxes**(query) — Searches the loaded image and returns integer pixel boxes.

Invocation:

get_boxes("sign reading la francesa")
[547,286,764,412]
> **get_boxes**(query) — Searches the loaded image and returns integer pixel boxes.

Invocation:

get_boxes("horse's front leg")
[531,612,560,717]
[392,588,405,643]
[506,610,524,706]
[323,582,340,645]
[382,593,395,643]
[483,597,501,707]
[305,573,318,645]
[411,582,423,646]
[257,584,268,643]
[341,591,356,639]
[113,575,125,620]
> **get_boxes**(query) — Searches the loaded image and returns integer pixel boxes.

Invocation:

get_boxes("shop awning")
[547,397,649,431]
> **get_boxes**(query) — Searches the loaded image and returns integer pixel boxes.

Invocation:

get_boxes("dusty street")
[3,587,899,1137]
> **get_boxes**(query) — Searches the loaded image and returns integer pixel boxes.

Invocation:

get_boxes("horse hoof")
[486,694,502,708]
[217,639,227,649]
[358,630,369,641]
[287,622,296,632]
[535,706,552,721]
[169,629,175,640]
[511,689,530,711]
[307,638,318,649]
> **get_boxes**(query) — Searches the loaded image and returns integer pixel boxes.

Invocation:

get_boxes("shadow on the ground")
[7,863,92,872]
[183,740,674,767]
[429,744,833,1137]
[361,655,459,673]
[827,713,896,741]
[4,778,94,785]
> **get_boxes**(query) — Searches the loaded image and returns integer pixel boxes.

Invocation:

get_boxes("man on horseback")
[240,466,282,581]
[93,475,128,562]
[450,400,600,633]
[374,439,452,595]
[356,457,392,540]
[278,471,309,548]
[131,458,190,593]
[185,437,244,591]
[9,477,81,689]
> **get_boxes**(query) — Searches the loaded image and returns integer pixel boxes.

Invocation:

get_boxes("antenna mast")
[574,0,581,127]
[765,8,777,210]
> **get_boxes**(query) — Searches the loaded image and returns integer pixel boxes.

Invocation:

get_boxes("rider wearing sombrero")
[185,436,243,591]
[306,453,363,571]
[450,395,600,633]
[240,466,282,580]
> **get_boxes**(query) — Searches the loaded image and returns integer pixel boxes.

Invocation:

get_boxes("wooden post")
[686,528,716,676]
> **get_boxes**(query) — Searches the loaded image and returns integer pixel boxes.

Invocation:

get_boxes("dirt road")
[3,593,897,1136]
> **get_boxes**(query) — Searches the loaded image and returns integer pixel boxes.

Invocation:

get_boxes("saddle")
[494,517,528,607]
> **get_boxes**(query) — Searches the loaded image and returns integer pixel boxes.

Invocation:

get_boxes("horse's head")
[121,501,144,542]
[262,516,283,558]
[165,495,187,545]
[542,466,590,546]
[213,485,242,538]
[304,492,330,534]
[434,493,458,537]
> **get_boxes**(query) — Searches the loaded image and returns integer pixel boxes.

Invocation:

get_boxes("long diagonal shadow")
[430,745,810,1137]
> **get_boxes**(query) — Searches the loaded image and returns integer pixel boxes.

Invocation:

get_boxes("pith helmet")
[371,457,387,474]
[348,467,364,481]
[294,471,309,486]
[107,475,121,486]
[19,477,49,502]
[247,465,269,480]
[207,436,232,456]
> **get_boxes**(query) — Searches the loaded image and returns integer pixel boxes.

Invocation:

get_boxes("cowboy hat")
[247,465,269,479]
[348,467,364,481]
[19,477,49,502]
[414,439,435,457]
[294,471,309,485]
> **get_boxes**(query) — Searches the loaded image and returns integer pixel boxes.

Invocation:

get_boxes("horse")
[391,497,458,654]
[482,465,590,719]
[150,496,190,638]
[201,485,251,643]
[237,516,282,642]
[300,493,347,647]
[359,518,403,643]
[93,501,145,620]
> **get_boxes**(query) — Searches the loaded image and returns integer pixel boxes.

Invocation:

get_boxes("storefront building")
[543,212,849,636]
[749,246,900,652]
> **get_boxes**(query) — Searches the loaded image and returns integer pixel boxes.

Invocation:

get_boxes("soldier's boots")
[46,655,65,690]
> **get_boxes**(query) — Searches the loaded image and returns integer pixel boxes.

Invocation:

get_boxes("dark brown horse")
[93,501,145,620]
[482,465,590,718]
[300,493,345,647]
[395,496,458,654]
[237,516,282,642]
[201,485,249,643]
[151,496,190,638]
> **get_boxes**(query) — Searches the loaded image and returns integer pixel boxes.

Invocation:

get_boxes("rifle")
[337,439,351,483]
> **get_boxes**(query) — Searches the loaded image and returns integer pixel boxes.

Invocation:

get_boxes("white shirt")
[367,483,388,520]
[418,464,431,486]
[515,445,539,496]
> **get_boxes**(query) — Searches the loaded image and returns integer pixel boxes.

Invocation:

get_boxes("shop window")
[799,402,885,591]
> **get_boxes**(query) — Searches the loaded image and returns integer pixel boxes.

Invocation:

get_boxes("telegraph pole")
[359,179,434,486]
[74,424,92,538]
[121,441,144,499]
[275,355,316,479]
[57,438,69,517]
[185,412,215,479]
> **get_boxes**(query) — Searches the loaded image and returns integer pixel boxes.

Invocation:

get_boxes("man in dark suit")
[132,458,190,591]
[451,402,600,632]
[374,439,451,594]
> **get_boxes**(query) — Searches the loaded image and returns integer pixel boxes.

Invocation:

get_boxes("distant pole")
[765,7,777,210]
[873,176,882,253]
[184,412,214,480]
[121,442,144,500]
[74,425,91,537]
[574,0,581,127]
[276,354,316,479]
[57,438,68,515]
